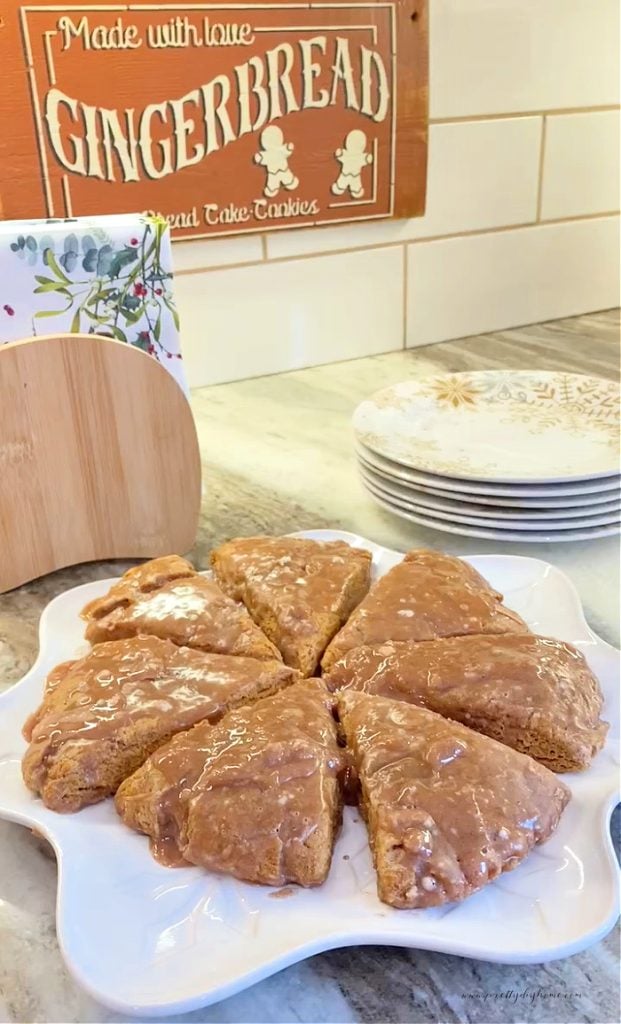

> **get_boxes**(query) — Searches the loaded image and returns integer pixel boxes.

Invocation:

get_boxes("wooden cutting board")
[0,333,201,593]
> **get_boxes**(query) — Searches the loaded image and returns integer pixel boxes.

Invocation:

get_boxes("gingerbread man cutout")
[254,126,299,198]
[331,130,373,198]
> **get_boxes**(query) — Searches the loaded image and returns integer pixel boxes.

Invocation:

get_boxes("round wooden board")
[0,334,201,593]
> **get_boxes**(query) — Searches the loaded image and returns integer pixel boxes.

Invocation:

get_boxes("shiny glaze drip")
[23,636,297,804]
[117,680,345,885]
[325,634,608,770]
[339,690,570,908]
[211,537,372,661]
[23,660,76,741]
[81,555,195,621]
[322,548,527,668]
[81,556,279,659]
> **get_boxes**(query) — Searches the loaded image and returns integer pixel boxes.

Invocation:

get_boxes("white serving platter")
[0,529,619,1017]
[353,372,620,483]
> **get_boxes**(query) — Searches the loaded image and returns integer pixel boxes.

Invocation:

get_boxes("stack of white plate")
[353,371,620,542]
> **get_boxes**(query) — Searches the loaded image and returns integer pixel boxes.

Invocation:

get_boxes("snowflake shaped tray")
[0,530,618,1016]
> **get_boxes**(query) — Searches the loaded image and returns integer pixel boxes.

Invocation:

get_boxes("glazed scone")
[326,635,608,772]
[338,690,570,908]
[211,536,372,675]
[322,548,527,670]
[23,636,298,812]
[116,679,344,887]
[81,555,280,660]
[41,659,75,700]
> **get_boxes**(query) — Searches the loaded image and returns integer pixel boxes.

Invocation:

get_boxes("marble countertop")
[0,310,619,1024]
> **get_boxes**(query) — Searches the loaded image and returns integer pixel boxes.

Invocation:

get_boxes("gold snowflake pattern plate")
[363,478,621,543]
[353,372,621,483]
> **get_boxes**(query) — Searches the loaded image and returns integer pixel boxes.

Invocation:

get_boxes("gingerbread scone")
[81,555,280,660]
[116,679,344,887]
[23,636,298,812]
[326,634,608,772]
[338,690,570,909]
[322,548,527,670]
[211,536,372,675]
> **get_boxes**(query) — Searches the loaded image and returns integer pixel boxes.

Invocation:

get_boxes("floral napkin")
[0,213,187,394]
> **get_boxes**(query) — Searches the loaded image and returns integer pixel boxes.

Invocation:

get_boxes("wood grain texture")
[0,334,200,593]
[0,0,428,236]
[394,1,428,218]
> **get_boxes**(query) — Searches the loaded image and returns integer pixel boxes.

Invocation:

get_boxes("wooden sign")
[0,1,428,239]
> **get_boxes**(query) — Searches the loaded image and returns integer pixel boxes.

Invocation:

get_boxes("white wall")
[174,0,621,387]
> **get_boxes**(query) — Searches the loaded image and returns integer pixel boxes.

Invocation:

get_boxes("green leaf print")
[96,245,114,276]
[43,248,71,285]
[162,293,180,330]
[34,308,65,319]
[82,247,98,273]
[109,246,138,279]
[34,281,71,295]
[83,308,113,325]
[60,250,78,273]
[121,309,142,326]
[13,218,177,359]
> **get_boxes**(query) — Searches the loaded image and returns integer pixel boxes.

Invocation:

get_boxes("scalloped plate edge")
[0,530,618,1016]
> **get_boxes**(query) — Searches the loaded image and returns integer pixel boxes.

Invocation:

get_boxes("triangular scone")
[22,636,298,812]
[116,680,344,887]
[326,635,608,772]
[338,690,570,908]
[81,555,280,660]
[211,536,372,676]
[322,548,527,670]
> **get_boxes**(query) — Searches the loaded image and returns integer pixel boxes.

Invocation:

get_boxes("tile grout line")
[402,244,408,349]
[190,310,621,390]
[536,116,548,222]
[430,104,621,125]
[174,211,621,277]
[541,210,620,224]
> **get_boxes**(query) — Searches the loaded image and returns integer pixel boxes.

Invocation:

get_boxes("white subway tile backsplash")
[541,111,621,220]
[172,233,263,273]
[168,3,619,377]
[430,0,620,118]
[408,118,541,238]
[265,218,408,261]
[177,247,404,387]
[406,216,620,347]
[266,118,541,259]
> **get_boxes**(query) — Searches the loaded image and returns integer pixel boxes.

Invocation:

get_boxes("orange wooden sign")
[0,1,427,239]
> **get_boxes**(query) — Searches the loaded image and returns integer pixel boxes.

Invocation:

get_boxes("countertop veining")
[0,309,619,1024]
